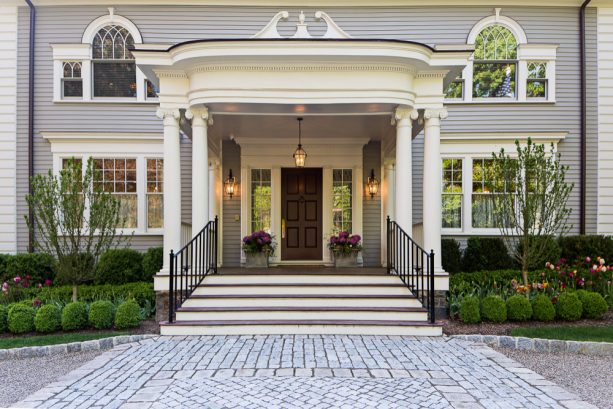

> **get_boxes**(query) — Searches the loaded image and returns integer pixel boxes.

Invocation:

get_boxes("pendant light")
[293,117,307,167]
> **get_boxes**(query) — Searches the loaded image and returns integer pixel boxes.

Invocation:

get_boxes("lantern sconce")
[224,169,237,199]
[367,168,380,199]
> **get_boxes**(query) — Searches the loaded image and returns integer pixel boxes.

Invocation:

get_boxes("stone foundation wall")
[434,290,448,319]
[156,291,169,322]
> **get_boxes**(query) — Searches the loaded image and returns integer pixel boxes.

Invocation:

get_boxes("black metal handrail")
[386,216,435,323]
[168,216,218,323]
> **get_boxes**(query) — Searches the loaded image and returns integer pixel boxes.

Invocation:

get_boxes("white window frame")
[440,132,565,236]
[43,132,164,236]
[441,157,464,233]
[50,8,154,104]
[446,9,558,104]
[248,168,273,233]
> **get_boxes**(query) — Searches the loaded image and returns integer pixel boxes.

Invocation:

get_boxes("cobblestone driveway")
[12,335,598,409]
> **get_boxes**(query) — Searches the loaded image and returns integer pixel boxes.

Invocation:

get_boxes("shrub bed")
[0,304,7,332]
[441,239,462,274]
[556,293,583,321]
[459,296,481,324]
[95,249,144,285]
[142,247,163,281]
[461,237,514,273]
[61,302,88,331]
[480,295,507,323]
[580,292,608,319]
[506,295,533,321]
[0,253,56,284]
[34,304,61,333]
[89,300,115,329]
[8,304,36,334]
[531,295,555,322]
[115,300,142,329]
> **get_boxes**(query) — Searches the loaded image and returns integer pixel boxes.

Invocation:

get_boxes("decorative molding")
[467,8,528,44]
[252,10,352,39]
[189,64,416,74]
[440,132,566,143]
[81,8,143,44]
[154,70,188,79]
[156,108,181,120]
[42,132,163,144]
[424,108,448,120]
[185,107,213,125]
[392,107,418,124]
[415,71,448,79]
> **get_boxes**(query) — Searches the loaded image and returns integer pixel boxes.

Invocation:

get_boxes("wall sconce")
[367,168,380,199]
[224,169,237,199]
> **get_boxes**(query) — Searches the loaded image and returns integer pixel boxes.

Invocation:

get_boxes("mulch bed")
[443,311,613,336]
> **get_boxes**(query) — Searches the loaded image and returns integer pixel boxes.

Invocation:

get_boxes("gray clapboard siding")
[222,140,241,266]
[362,141,382,267]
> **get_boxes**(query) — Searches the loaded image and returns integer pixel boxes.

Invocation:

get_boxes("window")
[146,158,163,229]
[472,159,496,228]
[527,62,547,99]
[445,77,464,100]
[92,25,136,98]
[332,169,352,233]
[473,25,517,99]
[62,62,82,98]
[146,80,159,99]
[93,158,137,228]
[442,159,463,228]
[250,169,271,232]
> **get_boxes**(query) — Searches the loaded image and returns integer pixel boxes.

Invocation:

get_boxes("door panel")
[281,168,323,260]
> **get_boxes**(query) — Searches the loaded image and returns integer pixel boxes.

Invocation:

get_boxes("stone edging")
[450,334,613,356]
[0,334,157,360]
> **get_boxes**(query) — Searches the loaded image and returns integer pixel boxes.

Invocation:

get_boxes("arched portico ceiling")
[132,11,473,113]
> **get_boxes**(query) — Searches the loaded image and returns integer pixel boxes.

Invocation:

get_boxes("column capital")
[185,107,213,126]
[424,108,448,121]
[392,107,418,125]
[155,108,180,120]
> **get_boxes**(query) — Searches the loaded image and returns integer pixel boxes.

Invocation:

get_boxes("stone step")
[203,274,401,285]
[182,294,423,308]
[191,283,412,296]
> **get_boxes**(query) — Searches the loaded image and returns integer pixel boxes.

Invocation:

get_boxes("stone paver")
[11,336,598,409]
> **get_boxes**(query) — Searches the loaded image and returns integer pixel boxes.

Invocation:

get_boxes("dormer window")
[92,25,136,98]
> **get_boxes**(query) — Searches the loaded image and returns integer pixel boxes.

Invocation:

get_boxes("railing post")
[168,249,174,323]
[386,216,391,274]
[214,216,218,274]
[429,249,435,324]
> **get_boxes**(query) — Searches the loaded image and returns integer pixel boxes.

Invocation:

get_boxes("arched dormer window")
[92,25,137,97]
[472,24,517,99]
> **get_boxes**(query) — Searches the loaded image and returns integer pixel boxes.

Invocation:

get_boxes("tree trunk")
[72,285,78,302]
[521,269,529,288]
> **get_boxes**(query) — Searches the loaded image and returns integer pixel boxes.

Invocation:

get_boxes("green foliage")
[459,296,481,324]
[1,253,56,284]
[531,295,555,322]
[480,295,507,323]
[558,235,613,263]
[88,300,115,329]
[556,293,583,321]
[142,247,163,281]
[461,237,514,272]
[114,300,141,329]
[0,304,7,332]
[516,236,561,271]
[54,252,95,286]
[8,304,36,334]
[95,249,143,285]
[580,292,608,319]
[441,239,462,274]
[34,304,61,333]
[506,295,533,321]
[61,302,88,330]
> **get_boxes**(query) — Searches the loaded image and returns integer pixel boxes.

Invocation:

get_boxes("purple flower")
[13,276,21,284]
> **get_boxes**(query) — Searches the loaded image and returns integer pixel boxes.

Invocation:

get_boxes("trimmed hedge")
[506,295,533,321]
[461,237,514,273]
[0,253,56,284]
[0,304,7,332]
[61,302,88,331]
[34,304,61,333]
[95,249,144,285]
[450,270,522,288]
[580,292,608,319]
[142,247,163,281]
[480,295,507,323]
[556,293,583,321]
[8,304,36,334]
[459,296,481,324]
[115,300,141,329]
[516,236,561,271]
[531,295,555,322]
[558,235,613,264]
[442,239,462,274]
[89,300,115,329]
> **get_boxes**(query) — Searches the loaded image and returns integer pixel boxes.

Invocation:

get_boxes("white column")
[381,158,395,266]
[394,107,418,231]
[209,159,220,221]
[186,107,212,233]
[156,108,182,270]
[423,108,448,272]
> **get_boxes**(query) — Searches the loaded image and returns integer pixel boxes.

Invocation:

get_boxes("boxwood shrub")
[531,295,555,321]
[95,249,144,285]
[462,237,514,273]
[480,295,507,323]
[61,301,88,330]
[580,292,608,319]
[556,292,583,321]
[506,295,532,321]
[142,247,163,281]
[89,300,115,329]
[459,296,481,324]
[115,300,142,329]
[441,239,462,274]
[34,304,62,333]
[8,304,36,334]
[1,253,56,284]
[0,304,8,332]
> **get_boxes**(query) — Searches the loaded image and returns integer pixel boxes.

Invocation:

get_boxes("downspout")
[25,0,35,252]
[579,0,591,235]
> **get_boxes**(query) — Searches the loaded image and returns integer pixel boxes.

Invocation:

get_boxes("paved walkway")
[12,335,598,409]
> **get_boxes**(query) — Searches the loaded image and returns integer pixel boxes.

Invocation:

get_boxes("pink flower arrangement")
[328,231,362,255]
[242,231,275,255]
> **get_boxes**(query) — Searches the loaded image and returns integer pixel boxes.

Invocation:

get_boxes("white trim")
[467,10,528,45]
[81,8,143,44]
[6,0,605,5]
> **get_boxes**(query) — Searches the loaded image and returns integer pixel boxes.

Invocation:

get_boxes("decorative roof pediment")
[253,11,352,39]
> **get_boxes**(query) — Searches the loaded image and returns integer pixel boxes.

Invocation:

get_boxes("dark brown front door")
[281,168,323,261]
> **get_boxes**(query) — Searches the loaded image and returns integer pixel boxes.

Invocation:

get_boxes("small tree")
[489,139,573,286]
[26,158,129,301]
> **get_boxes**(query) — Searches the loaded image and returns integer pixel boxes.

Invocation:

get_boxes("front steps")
[160,272,442,336]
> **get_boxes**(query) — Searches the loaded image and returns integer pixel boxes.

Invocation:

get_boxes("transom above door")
[281,168,323,261]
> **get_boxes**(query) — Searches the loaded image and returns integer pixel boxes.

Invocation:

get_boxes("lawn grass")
[511,326,613,343]
[0,332,128,349]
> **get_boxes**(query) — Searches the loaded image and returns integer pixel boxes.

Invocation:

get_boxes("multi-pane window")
[93,158,137,228]
[527,62,548,99]
[472,159,497,228]
[473,25,517,99]
[92,25,136,98]
[145,80,159,99]
[332,169,352,233]
[445,77,464,100]
[442,159,463,228]
[146,159,163,229]
[251,169,271,232]
[62,62,83,98]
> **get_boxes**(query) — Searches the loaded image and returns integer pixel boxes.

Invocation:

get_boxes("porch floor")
[218,267,387,275]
